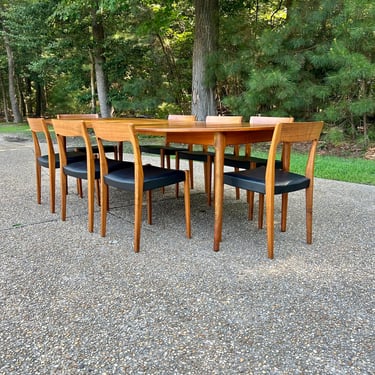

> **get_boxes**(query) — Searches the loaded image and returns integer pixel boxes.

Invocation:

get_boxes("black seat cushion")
[224,154,282,169]
[104,164,186,191]
[177,150,215,162]
[38,151,86,169]
[63,159,133,180]
[224,166,310,194]
[140,145,188,155]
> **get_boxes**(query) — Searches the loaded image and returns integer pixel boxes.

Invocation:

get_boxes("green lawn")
[1,123,374,185]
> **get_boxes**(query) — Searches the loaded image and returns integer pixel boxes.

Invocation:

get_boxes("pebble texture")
[0,136,374,374]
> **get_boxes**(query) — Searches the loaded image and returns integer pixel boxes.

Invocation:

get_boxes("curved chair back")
[52,119,96,231]
[206,115,243,123]
[249,116,294,125]
[168,114,196,122]
[27,117,57,212]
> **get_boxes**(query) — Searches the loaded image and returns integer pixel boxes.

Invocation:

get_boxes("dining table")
[133,120,276,251]
[53,117,277,251]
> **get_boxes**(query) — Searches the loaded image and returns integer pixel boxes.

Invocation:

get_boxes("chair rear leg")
[100,183,108,237]
[49,165,56,213]
[258,193,264,229]
[147,190,152,225]
[36,162,41,205]
[184,170,192,238]
[305,187,313,244]
[281,193,288,232]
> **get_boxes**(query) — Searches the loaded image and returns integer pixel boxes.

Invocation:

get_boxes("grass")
[2,123,374,186]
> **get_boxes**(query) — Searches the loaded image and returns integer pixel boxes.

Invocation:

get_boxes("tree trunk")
[4,33,23,123]
[0,73,10,122]
[89,52,97,114]
[91,8,111,118]
[191,0,219,120]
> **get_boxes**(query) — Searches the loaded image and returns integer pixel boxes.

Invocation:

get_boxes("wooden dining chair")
[57,113,119,160]
[223,121,324,259]
[52,119,132,232]
[224,116,294,218]
[92,121,191,252]
[27,117,86,213]
[175,115,243,206]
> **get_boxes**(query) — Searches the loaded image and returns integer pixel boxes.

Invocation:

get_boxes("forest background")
[0,0,374,150]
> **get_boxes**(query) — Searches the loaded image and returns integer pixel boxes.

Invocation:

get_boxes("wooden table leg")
[213,132,225,251]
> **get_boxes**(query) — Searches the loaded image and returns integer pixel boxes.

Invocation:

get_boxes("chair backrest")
[168,114,196,122]
[51,119,94,169]
[27,117,56,166]
[267,121,324,181]
[249,116,294,125]
[57,113,99,120]
[91,121,142,180]
[206,115,243,124]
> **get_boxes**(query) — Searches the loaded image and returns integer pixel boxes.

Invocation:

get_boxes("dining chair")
[57,113,119,160]
[175,115,243,206]
[27,117,86,213]
[140,114,196,169]
[223,121,324,259]
[92,121,191,252]
[224,116,294,218]
[52,119,132,232]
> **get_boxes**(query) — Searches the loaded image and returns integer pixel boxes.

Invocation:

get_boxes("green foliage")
[0,0,374,140]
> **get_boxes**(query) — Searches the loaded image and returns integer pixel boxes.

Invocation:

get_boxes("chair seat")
[104,164,186,191]
[224,154,282,169]
[140,145,188,155]
[64,159,133,180]
[38,151,86,169]
[177,150,215,162]
[224,166,310,194]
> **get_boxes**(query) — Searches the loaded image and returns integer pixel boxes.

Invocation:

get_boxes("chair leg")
[281,193,288,232]
[306,187,313,244]
[160,150,165,194]
[235,172,240,200]
[77,178,83,198]
[258,193,264,229]
[265,191,275,259]
[49,165,56,214]
[247,191,255,220]
[184,170,192,238]
[189,160,194,189]
[95,179,100,206]
[134,186,143,253]
[36,162,42,205]
[206,156,212,206]
[61,173,68,221]
[175,153,180,198]
[87,175,95,234]
[147,190,152,225]
[100,181,108,237]
[247,162,257,220]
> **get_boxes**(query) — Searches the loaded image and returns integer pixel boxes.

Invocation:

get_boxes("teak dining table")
[133,120,276,251]
[54,117,276,251]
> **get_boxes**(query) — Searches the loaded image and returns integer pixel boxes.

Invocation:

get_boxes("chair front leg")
[134,187,143,253]
[265,191,275,259]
